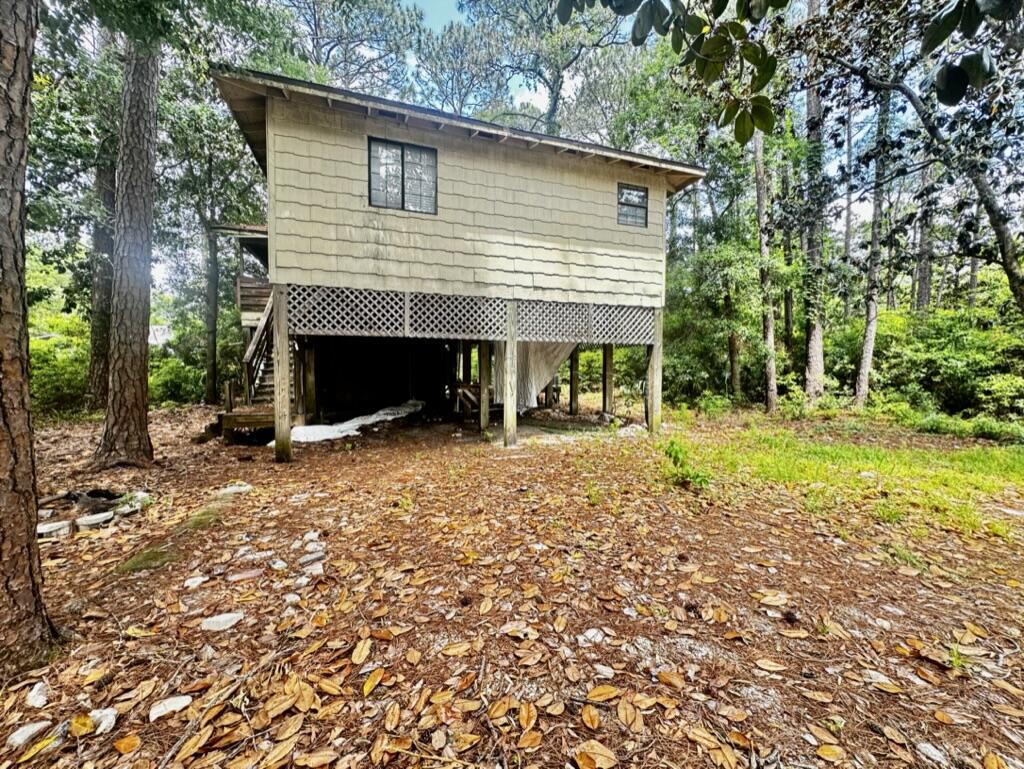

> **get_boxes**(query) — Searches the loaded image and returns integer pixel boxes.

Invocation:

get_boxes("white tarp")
[269,400,424,446]
[493,342,576,412]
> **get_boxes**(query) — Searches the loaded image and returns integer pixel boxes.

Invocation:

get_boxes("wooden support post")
[569,347,579,416]
[462,340,472,383]
[293,343,305,425]
[647,308,664,433]
[503,301,517,447]
[224,380,235,413]
[303,346,316,422]
[272,284,291,462]
[479,340,490,432]
[545,380,554,408]
[602,343,614,415]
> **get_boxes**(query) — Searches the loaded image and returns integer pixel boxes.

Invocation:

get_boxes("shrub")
[778,388,807,420]
[662,438,711,489]
[694,391,730,417]
[29,319,90,416]
[149,355,204,404]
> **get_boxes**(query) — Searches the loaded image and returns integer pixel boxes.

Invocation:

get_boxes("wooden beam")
[602,343,614,416]
[272,284,292,462]
[462,340,472,384]
[569,347,579,416]
[293,343,305,425]
[647,309,663,433]
[303,346,316,421]
[504,302,518,447]
[479,340,490,432]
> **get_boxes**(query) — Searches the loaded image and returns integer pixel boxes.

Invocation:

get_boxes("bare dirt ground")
[2,406,1023,769]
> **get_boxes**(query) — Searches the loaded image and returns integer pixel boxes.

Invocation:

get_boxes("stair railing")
[242,295,273,405]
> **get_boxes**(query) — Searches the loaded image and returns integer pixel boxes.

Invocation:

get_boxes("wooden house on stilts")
[212,66,705,460]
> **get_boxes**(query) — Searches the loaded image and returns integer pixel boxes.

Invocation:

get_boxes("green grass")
[680,420,1023,536]
[175,506,222,532]
[118,545,177,573]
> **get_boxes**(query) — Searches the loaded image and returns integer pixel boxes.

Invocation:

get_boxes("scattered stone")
[269,559,288,571]
[303,530,320,542]
[184,575,209,590]
[916,742,948,766]
[37,520,73,539]
[5,721,51,750]
[25,681,49,709]
[297,551,325,566]
[226,569,262,582]
[293,575,311,588]
[304,540,325,553]
[284,593,301,605]
[201,612,244,632]
[238,549,274,562]
[89,708,118,735]
[303,562,324,577]
[149,695,193,722]
[578,628,605,646]
[37,508,55,520]
[75,510,116,530]
[112,490,151,516]
[217,482,253,497]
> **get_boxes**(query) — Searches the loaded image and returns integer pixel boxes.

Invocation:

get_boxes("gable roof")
[211,65,705,195]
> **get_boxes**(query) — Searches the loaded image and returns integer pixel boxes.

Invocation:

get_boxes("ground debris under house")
[2,406,1023,769]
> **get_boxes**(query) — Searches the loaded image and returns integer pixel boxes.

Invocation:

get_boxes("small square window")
[368,138,437,214]
[617,183,648,227]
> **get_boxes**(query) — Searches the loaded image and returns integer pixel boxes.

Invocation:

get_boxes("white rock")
[89,708,118,735]
[5,721,51,749]
[217,482,253,496]
[75,511,116,530]
[269,559,288,571]
[303,562,324,577]
[149,695,193,722]
[37,520,73,539]
[113,490,151,516]
[916,742,948,766]
[201,612,244,632]
[25,681,49,708]
[184,575,209,590]
[226,569,262,582]
[297,551,325,566]
[293,575,310,588]
[283,593,301,605]
[593,664,616,679]
[303,530,320,541]
[304,540,325,553]
[577,628,605,646]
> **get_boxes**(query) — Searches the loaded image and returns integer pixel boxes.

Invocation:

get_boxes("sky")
[411,0,463,30]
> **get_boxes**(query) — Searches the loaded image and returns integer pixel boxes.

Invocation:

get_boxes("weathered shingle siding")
[267,97,667,307]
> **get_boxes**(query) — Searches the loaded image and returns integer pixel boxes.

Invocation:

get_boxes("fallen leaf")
[754,659,787,672]
[582,703,601,729]
[575,739,618,769]
[587,684,621,702]
[113,734,141,755]
[816,745,846,763]
[363,668,384,697]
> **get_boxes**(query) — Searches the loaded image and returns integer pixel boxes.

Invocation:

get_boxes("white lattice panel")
[518,300,590,342]
[284,284,654,345]
[409,293,506,340]
[288,285,404,336]
[591,304,655,345]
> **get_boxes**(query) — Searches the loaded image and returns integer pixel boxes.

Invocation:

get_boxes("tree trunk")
[803,0,826,404]
[854,91,891,408]
[780,164,795,361]
[753,134,778,413]
[94,41,159,468]
[841,92,854,321]
[916,200,933,311]
[724,289,742,400]
[1,0,58,678]
[544,71,563,136]
[968,256,979,308]
[204,228,219,405]
[87,159,115,410]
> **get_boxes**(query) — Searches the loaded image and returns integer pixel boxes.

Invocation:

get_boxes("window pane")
[618,185,647,207]
[618,203,646,227]
[404,145,437,213]
[370,140,402,209]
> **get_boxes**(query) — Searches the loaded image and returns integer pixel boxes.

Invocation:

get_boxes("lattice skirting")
[288,285,656,345]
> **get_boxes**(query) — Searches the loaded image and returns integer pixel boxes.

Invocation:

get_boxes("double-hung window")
[369,138,437,214]
[617,183,648,227]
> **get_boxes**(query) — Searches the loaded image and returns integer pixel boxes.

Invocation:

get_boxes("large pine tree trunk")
[854,91,891,408]
[93,41,159,467]
[1,0,58,677]
[803,0,826,403]
[87,159,115,410]
[204,229,219,405]
[753,133,778,412]
[916,211,933,311]
[724,289,742,400]
[780,164,795,361]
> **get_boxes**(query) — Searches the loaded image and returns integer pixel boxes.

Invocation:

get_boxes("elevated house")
[212,66,704,460]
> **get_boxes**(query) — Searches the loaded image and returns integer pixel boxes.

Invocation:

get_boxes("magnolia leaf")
[751,55,777,93]
[556,0,574,25]
[935,63,969,105]
[977,0,1022,20]
[113,734,141,755]
[959,48,996,88]
[750,103,775,133]
[734,110,754,145]
[363,668,384,697]
[960,0,985,35]
[922,0,965,55]
[816,744,846,763]
[576,739,619,769]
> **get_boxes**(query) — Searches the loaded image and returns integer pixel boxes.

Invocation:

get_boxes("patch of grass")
[585,481,602,506]
[872,499,908,525]
[884,542,925,569]
[694,392,731,418]
[175,506,222,532]
[986,519,1014,541]
[948,644,968,672]
[681,423,1024,535]
[662,438,711,490]
[118,545,177,573]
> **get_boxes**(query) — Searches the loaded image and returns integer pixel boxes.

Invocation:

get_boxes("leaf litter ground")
[3,406,1024,769]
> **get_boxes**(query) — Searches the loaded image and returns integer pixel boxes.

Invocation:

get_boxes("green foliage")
[30,325,91,416]
[694,391,730,417]
[149,354,204,405]
[661,437,711,489]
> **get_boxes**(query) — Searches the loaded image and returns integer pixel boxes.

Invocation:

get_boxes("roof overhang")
[211,223,268,267]
[211,65,706,195]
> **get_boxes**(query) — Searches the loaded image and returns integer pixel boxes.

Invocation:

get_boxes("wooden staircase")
[241,296,293,406]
